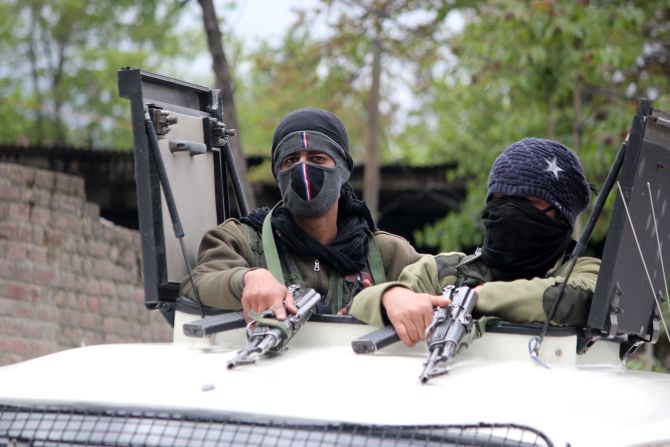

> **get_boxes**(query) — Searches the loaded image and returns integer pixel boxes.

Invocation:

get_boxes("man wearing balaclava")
[181,108,426,321]
[350,138,601,347]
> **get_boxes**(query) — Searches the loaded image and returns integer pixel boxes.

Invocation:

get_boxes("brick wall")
[0,162,171,366]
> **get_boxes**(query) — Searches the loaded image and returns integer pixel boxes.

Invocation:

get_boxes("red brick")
[14,262,34,282]
[1,281,27,300]
[69,255,83,273]
[0,203,9,220]
[20,185,34,203]
[0,259,15,278]
[62,234,78,253]
[53,192,83,215]
[99,280,116,297]
[34,339,58,357]
[0,221,18,239]
[51,211,83,234]
[44,229,64,246]
[34,265,56,284]
[17,222,33,242]
[29,245,47,264]
[88,241,108,258]
[32,227,44,245]
[8,202,30,221]
[6,241,27,259]
[83,202,100,220]
[11,337,29,355]
[87,297,99,313]
[30,207,51,227]
[71,275,88,296]
[108,245,120,262]
[28,285,44,301]
[76,237,88,255]
[0,184,21,201]
[34,170,55,190]
[9,166,34,185]
[54,173,85,197]
[80,312,102,330]
[59,271,76,289]
[32,189,52,207]
[85,279,101,295]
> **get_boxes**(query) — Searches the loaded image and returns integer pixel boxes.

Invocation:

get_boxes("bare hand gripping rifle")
[227,286,322,369]
[351,285,478,384]
[419,285,478,383]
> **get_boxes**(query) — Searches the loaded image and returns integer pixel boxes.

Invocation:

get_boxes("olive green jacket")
[350,251,601,327]
[180,218,423,311]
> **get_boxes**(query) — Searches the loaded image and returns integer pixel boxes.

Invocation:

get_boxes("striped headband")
[272,130,350,173]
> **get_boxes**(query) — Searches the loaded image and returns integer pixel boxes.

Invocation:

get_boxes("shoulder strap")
[262,204,286,284]
[367,230,386,284]
[242,223,264,266]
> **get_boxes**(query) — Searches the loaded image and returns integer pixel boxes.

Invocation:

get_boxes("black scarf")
[239,184,375,274]
[480,198,573,281]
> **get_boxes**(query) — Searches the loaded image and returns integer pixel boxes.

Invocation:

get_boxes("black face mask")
[480,198,573,281]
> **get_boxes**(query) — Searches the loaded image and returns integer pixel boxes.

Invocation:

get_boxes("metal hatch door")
[118,68,246,322]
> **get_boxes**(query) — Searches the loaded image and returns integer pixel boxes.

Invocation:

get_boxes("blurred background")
[0,0,668,369]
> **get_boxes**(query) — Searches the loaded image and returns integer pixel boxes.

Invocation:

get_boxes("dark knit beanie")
[486,137,590,227]
[271,108,354,175]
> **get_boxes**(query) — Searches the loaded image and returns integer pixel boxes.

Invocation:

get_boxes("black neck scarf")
[239,184,375,275]
[480,198,573,281]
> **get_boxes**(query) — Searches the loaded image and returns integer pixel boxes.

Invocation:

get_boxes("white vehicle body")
[1,319,670,447]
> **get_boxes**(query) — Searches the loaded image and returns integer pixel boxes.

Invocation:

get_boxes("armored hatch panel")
[118,69,246,320]
[587,102,670,344]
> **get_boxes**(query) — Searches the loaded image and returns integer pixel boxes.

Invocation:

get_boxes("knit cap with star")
[486,137,591,227]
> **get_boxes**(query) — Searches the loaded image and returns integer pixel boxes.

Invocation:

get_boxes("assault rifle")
[227,286,322,369]
[351,285,478,384]
[419,285,478,383]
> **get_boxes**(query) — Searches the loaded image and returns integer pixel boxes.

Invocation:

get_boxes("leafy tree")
[235,22,369,182]
[411,1,660,252]
[288,0,456,219]
[0,0,188,148]
[197,0,255,206]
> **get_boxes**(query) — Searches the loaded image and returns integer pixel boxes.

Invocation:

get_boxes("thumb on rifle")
[283,288,298,315]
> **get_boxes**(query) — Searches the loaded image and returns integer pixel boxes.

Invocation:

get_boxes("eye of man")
[309,153,334,165]
[280,155,300,170]
[280,151,335,170]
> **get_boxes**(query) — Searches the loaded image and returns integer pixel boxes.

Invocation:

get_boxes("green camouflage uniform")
[350,251,600,327]
[180,218,424,312]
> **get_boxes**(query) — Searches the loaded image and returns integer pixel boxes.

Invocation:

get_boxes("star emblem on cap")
[545,156,564,180]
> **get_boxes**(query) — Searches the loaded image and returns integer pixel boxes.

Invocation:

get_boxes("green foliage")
[410,0,667,252]
[237,27,366,157]
[0,0,188,149]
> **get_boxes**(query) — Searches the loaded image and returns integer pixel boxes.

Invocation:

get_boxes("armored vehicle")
[0,69,669,447]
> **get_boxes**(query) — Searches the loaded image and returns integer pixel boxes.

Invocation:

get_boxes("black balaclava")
[480,138,591,281]
[240,108,375,275]
[272,108,354,218]
[481,198,573,280]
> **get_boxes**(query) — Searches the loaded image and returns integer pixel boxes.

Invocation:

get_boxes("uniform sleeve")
[372,231,424,282]
[179,220,256,310]
[475,256,600,325]
[350,253,463,327]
